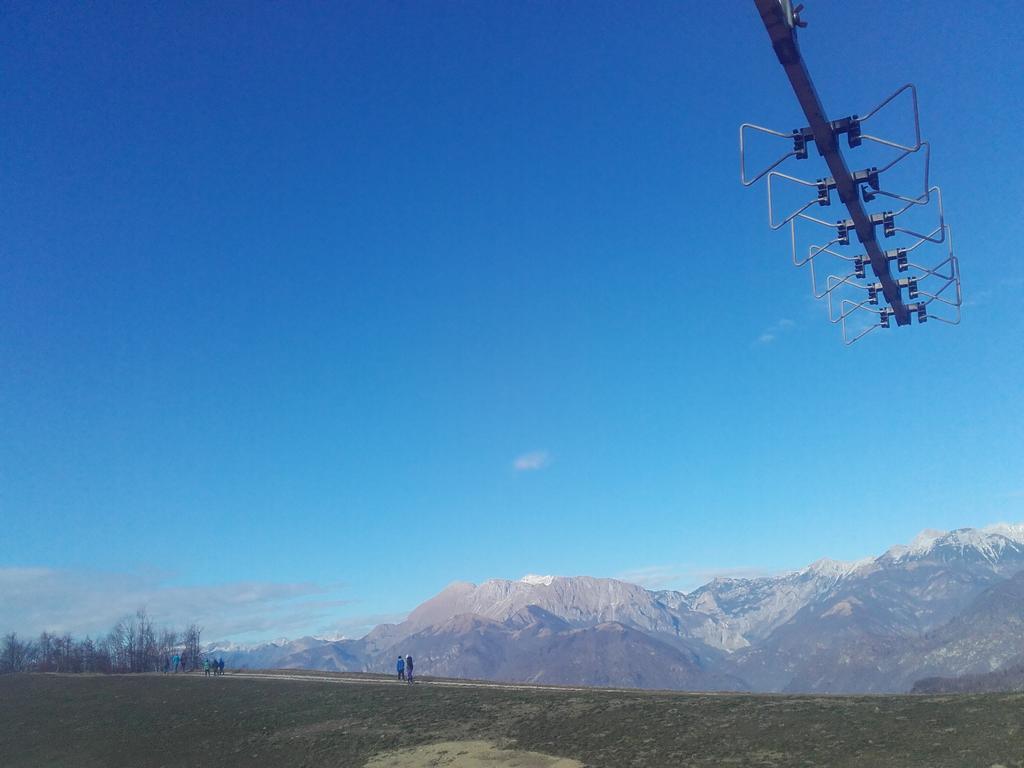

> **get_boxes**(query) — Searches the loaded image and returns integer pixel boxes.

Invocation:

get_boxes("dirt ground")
[1,672,1023,767]
[364,740,584,767]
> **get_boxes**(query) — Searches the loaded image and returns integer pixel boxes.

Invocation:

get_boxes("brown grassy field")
[1,671,1022,767]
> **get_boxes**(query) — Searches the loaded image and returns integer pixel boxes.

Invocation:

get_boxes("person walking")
[396,655,405,681]
[203,658,211,677]
[218,658,225,675]
[405,655,414,684]
[172,653,180,673]
[163,656,170,674]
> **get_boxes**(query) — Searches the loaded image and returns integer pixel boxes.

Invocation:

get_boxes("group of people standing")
[396,654,414,684]
[161,654,225,675]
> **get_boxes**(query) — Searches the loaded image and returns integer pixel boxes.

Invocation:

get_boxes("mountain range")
[211,524,1024,693]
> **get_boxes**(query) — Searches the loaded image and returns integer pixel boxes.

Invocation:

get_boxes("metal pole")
[753,0,911,326]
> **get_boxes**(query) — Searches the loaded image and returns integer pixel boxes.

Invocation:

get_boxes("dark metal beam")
[753,0,911,326]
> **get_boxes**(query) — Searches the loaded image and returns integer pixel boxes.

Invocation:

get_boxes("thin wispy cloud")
[754,318,796,345]
[315,611,410,641]
[616,564,778,592]
[0,566,352,643]
[513,450,550,472]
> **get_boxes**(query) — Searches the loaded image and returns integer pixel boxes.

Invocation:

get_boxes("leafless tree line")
[1,609,204,674]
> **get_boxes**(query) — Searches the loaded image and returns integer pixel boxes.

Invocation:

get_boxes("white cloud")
[615,565,691,589]
[513,450,550,472]
[755,318,796,345]
[0,566,353,643]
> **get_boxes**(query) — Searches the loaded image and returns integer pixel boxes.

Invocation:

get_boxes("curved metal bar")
[907,226,957,282]
[901,224,946,255]
[831,294,878,325]
[861,134,920,153]
[740,122,800,186]
[889,186,946,242]
[859,83,918,124]
[807,242,858,263]
[920,265,961,306]
[892,225,945,243]
[842,321,880,345]
[908,256,957,282]
[858,84,922,153]
[790,219,845,267]
[835,298,888,346]
[870,142,931,206]
[923,278,963,324]
[796,211,842,229]
[919,286,962,324]
[806,243,863,299]
[817,269,861,301]
[915,244,962,324]
[767,170,821,230]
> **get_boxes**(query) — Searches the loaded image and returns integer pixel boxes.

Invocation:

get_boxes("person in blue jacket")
[396,655,405,680]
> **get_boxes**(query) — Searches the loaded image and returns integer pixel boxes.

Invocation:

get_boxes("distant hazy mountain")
[912,663,1024,694]
[211,523,1024,693]
[209,636,364,672]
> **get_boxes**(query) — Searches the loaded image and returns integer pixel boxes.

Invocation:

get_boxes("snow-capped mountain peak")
[800,556,873,580]
[910,528,948,554]
[520,574,556,586]
[885,525,1024,564]
[981,522,1024,544]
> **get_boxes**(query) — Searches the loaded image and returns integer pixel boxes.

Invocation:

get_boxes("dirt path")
[223,670,609,695]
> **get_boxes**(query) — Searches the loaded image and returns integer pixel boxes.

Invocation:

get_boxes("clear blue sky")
[3,1,1022,641]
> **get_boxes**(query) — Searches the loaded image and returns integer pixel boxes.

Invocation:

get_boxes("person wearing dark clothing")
[218,658,225,675]
[396,656,405,680]
[405,655,414,684]
[163,656,170,674]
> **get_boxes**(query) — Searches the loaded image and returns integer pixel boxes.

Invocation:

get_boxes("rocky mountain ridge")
[211,524,1024,693]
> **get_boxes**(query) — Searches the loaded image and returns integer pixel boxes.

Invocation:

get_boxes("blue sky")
[3,1,1023,642]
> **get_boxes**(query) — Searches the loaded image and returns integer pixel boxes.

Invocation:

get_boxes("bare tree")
[54,633,77,673]
[107,620,129,673]
[157,628,178,671]
[1,633,33,674]
[95,635,115,673]
[79,636,102,673]
[3,611,204,676]
[36,631,56,672]
[133,609,158,672]
[106,609,161,672]
[182,624,202,672]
